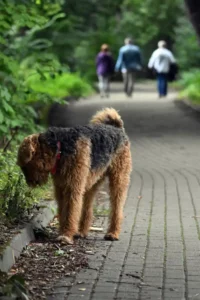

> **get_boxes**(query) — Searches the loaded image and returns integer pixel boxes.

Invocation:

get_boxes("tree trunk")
[185,0,200,39]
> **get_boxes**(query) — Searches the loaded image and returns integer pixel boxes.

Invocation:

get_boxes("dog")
[17,108,132,244]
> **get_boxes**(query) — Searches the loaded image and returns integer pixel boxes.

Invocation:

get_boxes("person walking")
[115,37,142,97]
[148,40,176,98]
[96,44,114,98]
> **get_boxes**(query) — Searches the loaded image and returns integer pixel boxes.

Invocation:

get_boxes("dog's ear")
[17,134,39,166]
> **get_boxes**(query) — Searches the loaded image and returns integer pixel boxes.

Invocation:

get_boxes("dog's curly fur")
[17,108,132,244]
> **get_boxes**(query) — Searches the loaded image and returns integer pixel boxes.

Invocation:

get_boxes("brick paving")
[47,83,200,300]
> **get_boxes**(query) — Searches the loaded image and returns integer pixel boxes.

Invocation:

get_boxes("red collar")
[51,141,61,175]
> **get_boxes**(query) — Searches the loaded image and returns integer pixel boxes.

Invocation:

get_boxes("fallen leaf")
[126,273,141,279]
[99,191,108,195]
[55,249,65,256]
[85,250,94,255]
[89,227,103,232]
[169,288,178,292]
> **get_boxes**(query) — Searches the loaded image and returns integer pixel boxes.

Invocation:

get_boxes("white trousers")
[98,75,110,96]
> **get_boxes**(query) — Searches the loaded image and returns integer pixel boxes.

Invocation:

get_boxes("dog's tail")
[90,108,124,129]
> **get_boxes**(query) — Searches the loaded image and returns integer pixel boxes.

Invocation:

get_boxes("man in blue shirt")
[115,38,142,96]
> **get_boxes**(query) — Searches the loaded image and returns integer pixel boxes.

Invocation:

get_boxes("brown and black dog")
[17,108,132,244]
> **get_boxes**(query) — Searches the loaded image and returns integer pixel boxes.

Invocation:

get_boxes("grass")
[176,69,200,104]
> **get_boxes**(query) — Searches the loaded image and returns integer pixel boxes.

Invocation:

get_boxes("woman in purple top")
[96,44,114,97]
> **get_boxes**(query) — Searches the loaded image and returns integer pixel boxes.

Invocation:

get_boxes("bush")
[177,69,200,103]
[0,2,68,147]
[26,72,93,99]
[0,148,50,221]
[174,15,200,71]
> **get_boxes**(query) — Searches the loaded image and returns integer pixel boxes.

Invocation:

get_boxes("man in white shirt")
[148,40,176,97]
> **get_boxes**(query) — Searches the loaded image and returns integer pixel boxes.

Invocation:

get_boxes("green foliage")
[0,148,50,220]
[174,8,200,70]
[55,0,181,78]
[0,0,92,146]
[177,70,200,103]
[0,273,29,300]
[119,0,181,62]
[0,1,60,145]
[26,72,93,99]
[173,3,200,102]
[0,85,42,142]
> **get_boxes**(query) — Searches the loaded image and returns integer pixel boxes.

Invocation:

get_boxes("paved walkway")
[48,83,200,300]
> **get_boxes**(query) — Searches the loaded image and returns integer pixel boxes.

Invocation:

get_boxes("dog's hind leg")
[78,179,104,238]
[105,143,132,241]
[56,139,91,244]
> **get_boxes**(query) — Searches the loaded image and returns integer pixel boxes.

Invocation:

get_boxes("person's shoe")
[126,91,132,97]
[159,94,167,98]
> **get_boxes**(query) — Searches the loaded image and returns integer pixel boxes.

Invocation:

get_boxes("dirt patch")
[10,218,93,300]
[7,184,110,300]
[0,181,110,300]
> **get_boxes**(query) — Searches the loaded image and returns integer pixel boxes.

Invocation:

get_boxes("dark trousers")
[157,73,168,96]
[122,71,135,96]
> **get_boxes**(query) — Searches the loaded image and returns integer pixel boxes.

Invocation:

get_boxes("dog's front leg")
[53,187,75,244]
[78,179,103,238]
[55,138,91,244]
[57,188,84,244]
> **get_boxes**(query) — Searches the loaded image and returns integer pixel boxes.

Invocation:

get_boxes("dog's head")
[17,134,55,187]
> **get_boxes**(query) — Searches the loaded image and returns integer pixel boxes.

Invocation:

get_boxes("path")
[48,82,200,300]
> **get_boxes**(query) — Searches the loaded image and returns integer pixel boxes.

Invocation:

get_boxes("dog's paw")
[74,233,87,239]
[56,235,74,244]
[104,233,119,241]
[74,234,83,239]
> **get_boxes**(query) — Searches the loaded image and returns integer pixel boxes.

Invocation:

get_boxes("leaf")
[0,125,7,133]
[0,110,4,124]
[1,87,11,101]
[25,106,38,118]
[2,100,15,114]
[10,119,22,128]
[85,250,94,255]
[55,249,65,256]
[90,227,103,232]
[0,36,6,45]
